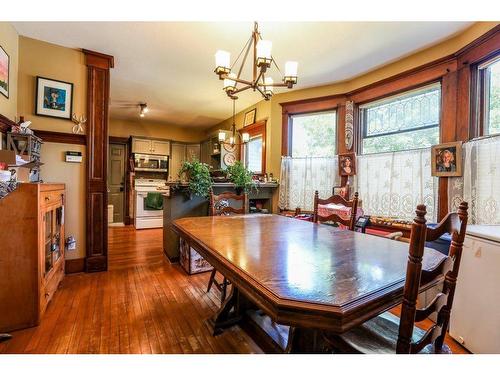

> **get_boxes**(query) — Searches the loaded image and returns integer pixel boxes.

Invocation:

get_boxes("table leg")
[285,327,328,353]
[207,286,244,336]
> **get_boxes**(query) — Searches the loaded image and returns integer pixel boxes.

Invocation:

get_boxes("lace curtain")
[448,136,500,224]
[279,157,340,211]
[355,148,438,221]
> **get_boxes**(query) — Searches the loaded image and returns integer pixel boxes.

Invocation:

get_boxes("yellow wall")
[17,36,87,134]
[212,22,499,178]
[110,118,206,142]
[0,22,19,122]
[40,142,86,260]
[17,36,88,260]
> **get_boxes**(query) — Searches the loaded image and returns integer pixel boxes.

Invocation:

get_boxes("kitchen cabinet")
[200,140,210,165]
[152,140,170,156]
[169,142,201,181]
[0,183,65,332]
[131,137,170,156]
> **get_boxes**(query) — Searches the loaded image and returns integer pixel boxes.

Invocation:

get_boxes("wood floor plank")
[0,225,466,354]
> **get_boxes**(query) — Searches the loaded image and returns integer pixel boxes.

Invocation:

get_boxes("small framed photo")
[333,185,349,199]
[35,76,74,120]
[339,152,356,176]
[0,44,9,98]
[243,108,256,126]
[431,141,462,177]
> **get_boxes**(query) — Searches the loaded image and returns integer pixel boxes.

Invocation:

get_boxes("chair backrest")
[396,202,468,354]
[312,190,359,230]
[209,191,247,216]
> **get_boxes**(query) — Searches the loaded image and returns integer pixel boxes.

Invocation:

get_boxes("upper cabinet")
[131,137,170,156]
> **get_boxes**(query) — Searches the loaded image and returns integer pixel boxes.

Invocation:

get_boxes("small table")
[172,214,446,353]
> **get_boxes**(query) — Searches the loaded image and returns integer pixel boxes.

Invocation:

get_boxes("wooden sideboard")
[0,183,66,332]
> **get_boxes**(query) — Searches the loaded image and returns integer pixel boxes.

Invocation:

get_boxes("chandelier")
[214,22,298,101]
[214,22,298,145]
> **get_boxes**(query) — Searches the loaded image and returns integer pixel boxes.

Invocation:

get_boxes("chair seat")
[338,312,426,354]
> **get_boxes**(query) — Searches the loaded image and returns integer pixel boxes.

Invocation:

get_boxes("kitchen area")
[107,121,278,272]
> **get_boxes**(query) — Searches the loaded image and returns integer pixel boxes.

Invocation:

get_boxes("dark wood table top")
[172,214,446,332]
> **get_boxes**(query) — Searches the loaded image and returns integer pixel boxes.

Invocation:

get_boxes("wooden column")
[83,49,114,272]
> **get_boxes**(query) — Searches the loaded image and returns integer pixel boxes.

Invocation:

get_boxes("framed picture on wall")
[338,152,356,176]
[35,76,74,120]
[243,108,256,126]
[431,141,462,177]
[0,44,9,99]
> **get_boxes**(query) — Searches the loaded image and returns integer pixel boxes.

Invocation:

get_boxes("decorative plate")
[223,143,236,152]
[223,153,236,166]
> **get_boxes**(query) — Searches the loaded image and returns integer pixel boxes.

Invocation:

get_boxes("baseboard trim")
[65,258,86,274]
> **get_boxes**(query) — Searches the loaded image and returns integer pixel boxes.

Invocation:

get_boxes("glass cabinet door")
[53,206,63,263]
[44,210,53,275]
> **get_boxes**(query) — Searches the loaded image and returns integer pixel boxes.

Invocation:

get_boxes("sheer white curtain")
[448,136,500,224]
[356,149,438,221]
[279,157,340,211]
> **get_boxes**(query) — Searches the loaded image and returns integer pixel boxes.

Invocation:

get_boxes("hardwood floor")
[0,225,468,354]
[0,226,262,354]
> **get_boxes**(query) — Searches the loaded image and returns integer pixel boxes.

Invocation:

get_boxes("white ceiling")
[13,22,473,129]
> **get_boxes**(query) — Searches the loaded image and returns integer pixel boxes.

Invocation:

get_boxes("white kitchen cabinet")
[131,137,170,156]
[151,140,170,156]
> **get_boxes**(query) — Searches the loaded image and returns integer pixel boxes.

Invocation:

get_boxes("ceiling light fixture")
[218,100,250,146]
[214,22,298,101]
[139,103,149,117]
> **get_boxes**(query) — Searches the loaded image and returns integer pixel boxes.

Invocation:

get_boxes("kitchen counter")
[162,182,279,262]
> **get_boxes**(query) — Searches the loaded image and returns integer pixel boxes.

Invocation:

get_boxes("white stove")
[134,178,169,229]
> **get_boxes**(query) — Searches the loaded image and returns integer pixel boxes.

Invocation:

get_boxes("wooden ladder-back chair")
[207,191,247,303]
[313,191,359,231]
[324,202,468,354]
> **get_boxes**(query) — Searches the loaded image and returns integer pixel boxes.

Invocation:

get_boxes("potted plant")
[178,160,212,199]
[226,161,257,195]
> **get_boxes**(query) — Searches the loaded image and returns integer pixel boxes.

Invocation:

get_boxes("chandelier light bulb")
[242,133,250,143]
[264,77,274,96]
[285,61,298,78]
[223,73,237,92]
[215,50,230,69]
[218,131,226,141]
[229,136,235,145]
[256,40,272,60]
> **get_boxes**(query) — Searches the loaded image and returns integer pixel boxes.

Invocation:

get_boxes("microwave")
[134,153,169,172]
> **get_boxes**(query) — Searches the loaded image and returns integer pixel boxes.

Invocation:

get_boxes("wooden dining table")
[172,214,447,353]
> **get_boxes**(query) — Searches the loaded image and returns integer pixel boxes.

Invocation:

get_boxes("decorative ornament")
[71,114,87,134]
[345,100,354,151]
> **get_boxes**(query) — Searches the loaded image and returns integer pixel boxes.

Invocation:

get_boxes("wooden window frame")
[471,53,500,137]
[239,119,267,174]
[280,95,345,157]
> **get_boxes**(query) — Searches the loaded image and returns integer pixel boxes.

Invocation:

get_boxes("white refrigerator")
[449,225,500,353]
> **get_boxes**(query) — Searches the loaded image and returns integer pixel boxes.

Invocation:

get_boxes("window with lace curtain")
[279,111,338,211]
[356,83,441,221]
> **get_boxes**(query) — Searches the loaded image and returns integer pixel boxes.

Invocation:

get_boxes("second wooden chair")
[206,191,247,303]
[313,190,359,230]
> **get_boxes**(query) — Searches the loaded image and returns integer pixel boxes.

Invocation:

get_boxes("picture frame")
[35,76,74,120]
[431,141,462,177]
[243,108,256,127]
[0,44,9,99]
[332,185,349,199]
[338,152,356,176]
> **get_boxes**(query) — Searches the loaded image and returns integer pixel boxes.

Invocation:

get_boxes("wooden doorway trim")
[84,49,114,273]
[108,136,131,225]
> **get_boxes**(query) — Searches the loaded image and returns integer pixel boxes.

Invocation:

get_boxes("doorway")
[108,143,126,225]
